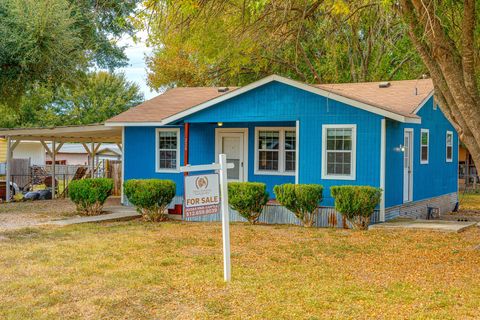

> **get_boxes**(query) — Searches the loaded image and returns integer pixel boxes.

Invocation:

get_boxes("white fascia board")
[105,122,163,127]
[412,92,434,115]
[160,75,420,125]
[107,74,422,126]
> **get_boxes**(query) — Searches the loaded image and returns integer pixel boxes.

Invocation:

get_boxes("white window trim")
[321,124,357,180]
[420,128,429,164]
[155,127,180,173]
[254,127,296,176]
[446,130,453,162]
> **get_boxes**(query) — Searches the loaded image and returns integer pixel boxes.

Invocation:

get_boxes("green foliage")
[274,184,323,227]
[144,0,424,88]
[124,179,176,222]
[0,0,139,105]
[0,0,83,103]
[228,182,269,224]
[330,185,382,230]
[69,178,113,216]
[0,72,143,128]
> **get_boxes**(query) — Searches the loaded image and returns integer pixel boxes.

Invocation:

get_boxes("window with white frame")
[420,129,429,164]
[322,125,356,180]
[255,128,295,174]
[156,128,180,171]
[446,131,453,162]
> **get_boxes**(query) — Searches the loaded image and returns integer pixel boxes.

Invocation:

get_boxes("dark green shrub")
[228,182,269,224]
[330,185,382,230]
[69,178,113,215]
[274,184,323,227]
[124,179,176,222]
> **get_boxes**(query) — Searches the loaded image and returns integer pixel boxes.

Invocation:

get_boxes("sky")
[116,32,158,100]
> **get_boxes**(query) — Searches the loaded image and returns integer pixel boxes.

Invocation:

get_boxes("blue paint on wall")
[385,97,457,207]
[124,81,383,207]
[124,126,185,195]
[123,81,457,209]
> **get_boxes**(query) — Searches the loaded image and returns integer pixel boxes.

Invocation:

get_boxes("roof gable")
[106,75,432,126]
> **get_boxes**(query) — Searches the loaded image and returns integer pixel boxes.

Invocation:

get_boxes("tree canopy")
[0,0,140,105]
[0,72,143,128]
[143,0,426,88]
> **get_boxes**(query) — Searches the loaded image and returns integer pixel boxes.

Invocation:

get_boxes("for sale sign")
[184,174,220,218]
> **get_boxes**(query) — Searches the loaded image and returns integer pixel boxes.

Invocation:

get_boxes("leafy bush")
[124,179,176,222]
[274,184,323,227]
[228,182,269,224]
[330,185,382,230]
[69,178,113,215]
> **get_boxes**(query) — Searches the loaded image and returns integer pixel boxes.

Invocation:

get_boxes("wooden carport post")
[5,138,21,202]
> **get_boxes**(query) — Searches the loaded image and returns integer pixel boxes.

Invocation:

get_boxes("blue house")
[107,75,458,226]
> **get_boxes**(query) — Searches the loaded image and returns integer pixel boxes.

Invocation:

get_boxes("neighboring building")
[459,144,478,186]
[0,138,6,163]
[0,138,45,166]
[45,143,121,165]
[106,75,458,225]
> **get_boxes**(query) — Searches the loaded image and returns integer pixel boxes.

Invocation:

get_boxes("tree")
[0,0,140,104]
[398,0,480,173]
[52,71,144,125]
[144,0,425,88]
[0,72,144,128]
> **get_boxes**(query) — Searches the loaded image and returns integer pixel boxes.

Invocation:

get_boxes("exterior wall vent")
[379,82,391,88]
[218,87,229,93]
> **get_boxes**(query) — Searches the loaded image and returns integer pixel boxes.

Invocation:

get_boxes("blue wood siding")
[385,97,458,208]
[124,81,383,207]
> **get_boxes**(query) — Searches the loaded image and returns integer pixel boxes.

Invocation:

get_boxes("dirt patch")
[0,199,77,232]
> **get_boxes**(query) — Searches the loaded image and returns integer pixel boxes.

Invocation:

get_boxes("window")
[446,131,453,162]
[156,128,180,171]
[255,127,295,175]
[322,124,356,180]
[420,129,429,164]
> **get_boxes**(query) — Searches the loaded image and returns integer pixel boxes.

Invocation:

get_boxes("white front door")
[216,129,248,181]
[403,129,413,203]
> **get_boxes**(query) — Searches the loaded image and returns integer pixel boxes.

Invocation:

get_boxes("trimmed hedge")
[124,179,176,222]
[274,184,323,227]
[330,185,382,230]
[69,178,113,215]
[228,182,269,224]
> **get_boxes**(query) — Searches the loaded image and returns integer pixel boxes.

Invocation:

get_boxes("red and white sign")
[184,174,220,218]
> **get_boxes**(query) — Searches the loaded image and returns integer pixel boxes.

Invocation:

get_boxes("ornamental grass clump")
[330,185,382,230]
[228,182,269,224]
[69,178,113,216]
[274,184,323,227]
[124,179,175,222]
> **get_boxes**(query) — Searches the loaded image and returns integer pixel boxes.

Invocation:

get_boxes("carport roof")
[0,124,122,143]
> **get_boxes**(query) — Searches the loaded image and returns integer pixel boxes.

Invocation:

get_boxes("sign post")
[218,154,231,282]
[180,154,234,282]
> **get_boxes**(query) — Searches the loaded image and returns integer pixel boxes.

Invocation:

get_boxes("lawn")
[458,192,480,212]
[0,221,479,319]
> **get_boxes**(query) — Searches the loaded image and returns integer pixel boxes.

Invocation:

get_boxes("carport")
[0,124,122,202]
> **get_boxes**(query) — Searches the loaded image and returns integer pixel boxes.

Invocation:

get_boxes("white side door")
[403,129,413,203]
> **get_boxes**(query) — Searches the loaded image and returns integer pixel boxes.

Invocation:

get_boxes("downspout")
[121,127,125,205]
[380,118,386,222]
[184,122,190,176]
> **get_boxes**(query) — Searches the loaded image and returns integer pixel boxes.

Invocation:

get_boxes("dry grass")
[459,192,480,212]
[0,220,479,319]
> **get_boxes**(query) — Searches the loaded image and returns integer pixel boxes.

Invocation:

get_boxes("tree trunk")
[399,0,480,172]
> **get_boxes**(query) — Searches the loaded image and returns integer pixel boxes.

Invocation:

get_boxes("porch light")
[217,122,223,127]
[395,144,405,152]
